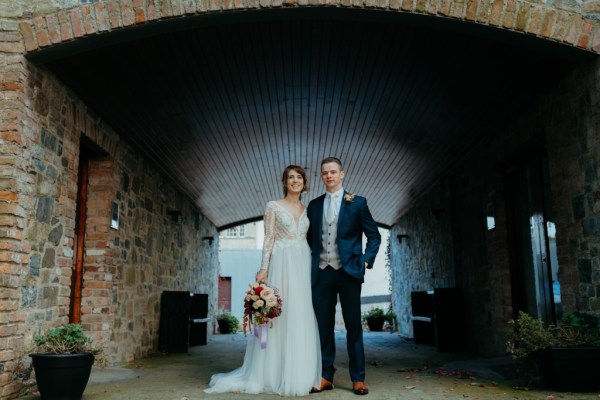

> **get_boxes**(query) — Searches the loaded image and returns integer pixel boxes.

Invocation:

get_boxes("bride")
[205,165,321,396]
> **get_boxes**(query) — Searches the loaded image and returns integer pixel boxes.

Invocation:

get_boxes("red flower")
[243,282,283,336]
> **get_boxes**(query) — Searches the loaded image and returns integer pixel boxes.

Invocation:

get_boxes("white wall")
[219,224,390,323]
[256,222,390,295]
[362,228,390,297]
[219,249,263,320]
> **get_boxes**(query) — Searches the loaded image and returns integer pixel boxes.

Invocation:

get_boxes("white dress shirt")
[325,187,344,221]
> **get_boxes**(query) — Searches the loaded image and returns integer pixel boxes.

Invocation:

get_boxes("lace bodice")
[260,201,309,270]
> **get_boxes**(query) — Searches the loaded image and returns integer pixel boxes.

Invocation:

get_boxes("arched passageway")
[27,8,593,229]
[4,2,600,397]
[26,4,597,353]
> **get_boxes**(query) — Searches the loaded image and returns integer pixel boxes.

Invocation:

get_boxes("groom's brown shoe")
[310,378,334,393]
[352,382,369,395]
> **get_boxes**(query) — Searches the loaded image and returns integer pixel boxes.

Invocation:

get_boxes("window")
[225,226,245,238]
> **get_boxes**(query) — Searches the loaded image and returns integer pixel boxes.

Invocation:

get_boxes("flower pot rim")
[30,352,96,357]
[537,345,600,352]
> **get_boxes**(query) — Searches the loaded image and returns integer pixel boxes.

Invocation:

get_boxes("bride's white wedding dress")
[205,201,321,396]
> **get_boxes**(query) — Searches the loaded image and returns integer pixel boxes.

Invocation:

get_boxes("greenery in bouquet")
[243,281,283,335]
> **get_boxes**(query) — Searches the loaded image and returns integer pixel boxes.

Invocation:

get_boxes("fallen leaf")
[399,367,424,373]
[433,368,475,379]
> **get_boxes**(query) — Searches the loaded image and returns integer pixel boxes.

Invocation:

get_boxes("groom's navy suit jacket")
[307,192,381,285]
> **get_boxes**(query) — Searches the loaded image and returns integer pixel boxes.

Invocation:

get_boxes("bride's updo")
[282,165,309,198]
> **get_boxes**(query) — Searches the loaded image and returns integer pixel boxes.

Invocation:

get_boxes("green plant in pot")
[363,307,394,332]
[384,307,396,331]
[30,323,102,400]
[506,311,600,391]
[216,312,240,334]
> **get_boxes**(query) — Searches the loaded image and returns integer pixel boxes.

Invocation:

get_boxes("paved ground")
[21,330,600,400]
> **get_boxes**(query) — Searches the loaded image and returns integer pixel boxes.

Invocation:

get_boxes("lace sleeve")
[259,202,276,271]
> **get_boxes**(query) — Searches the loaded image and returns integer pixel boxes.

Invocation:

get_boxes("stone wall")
[543,58,600,315]
[0,55,218,400]
[389,58,600,356]
[389,187,456,339]
[3,0,600,397]
[443,150,513,356]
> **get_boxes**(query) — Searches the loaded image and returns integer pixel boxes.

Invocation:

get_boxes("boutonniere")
[344,193,355,203]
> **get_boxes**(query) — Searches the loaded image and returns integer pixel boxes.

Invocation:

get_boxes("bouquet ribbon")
[254,324,268,349]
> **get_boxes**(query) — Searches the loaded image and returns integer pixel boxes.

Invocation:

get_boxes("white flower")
[243,281,283,335]
[253,299,265,309]
[265,295,278,307]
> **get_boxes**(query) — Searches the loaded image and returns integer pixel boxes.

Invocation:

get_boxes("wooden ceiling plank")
[40,16,582,228]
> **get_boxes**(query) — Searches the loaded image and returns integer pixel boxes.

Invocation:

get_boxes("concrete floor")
[21,330,600,400]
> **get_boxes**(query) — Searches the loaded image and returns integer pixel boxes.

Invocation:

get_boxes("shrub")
[217,312,240,334]
[34,324,99,355]
[506,311,600,386]
[362,307,385,321]
[362,307,395,323]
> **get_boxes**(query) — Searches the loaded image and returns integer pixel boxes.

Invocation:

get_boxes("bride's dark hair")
[282,165,308,198]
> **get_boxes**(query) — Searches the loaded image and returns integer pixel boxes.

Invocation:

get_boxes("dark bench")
[159,291,208,352]
[411,288,465,351]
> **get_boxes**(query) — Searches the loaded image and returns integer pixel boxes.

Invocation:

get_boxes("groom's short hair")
[321,157,343,170]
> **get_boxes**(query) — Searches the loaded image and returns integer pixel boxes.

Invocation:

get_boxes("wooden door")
[505,151,556,323]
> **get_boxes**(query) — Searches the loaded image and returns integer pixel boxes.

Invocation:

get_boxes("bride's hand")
[256,269,268,284]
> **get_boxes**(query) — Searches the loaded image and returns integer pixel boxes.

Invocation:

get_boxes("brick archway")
[4,1,600,398]
[16,0,600,55]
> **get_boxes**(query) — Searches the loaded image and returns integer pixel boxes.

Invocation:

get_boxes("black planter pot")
[217,319,232,334]
[537,346,600,392]
[30,352,95,400]
[366,316,385,332]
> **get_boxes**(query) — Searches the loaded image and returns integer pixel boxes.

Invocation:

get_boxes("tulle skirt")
[204,239,321,396]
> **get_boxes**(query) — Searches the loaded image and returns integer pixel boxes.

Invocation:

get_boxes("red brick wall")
[0,60,219,398]
[218,276,232,312]
[3,0,600,397]
[12,0,600,55]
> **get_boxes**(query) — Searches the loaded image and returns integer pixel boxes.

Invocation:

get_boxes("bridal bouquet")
[243,282,283,348]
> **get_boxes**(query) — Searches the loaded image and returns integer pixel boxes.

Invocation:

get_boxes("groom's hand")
[365,262,372,269]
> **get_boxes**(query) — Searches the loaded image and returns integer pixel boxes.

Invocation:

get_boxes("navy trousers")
[312,266,365,383]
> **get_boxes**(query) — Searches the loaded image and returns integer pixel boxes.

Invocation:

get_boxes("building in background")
[217,223,262,319]
[218,222,391,329]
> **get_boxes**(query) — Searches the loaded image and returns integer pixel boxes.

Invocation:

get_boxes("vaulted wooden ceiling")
[30,9,593,229]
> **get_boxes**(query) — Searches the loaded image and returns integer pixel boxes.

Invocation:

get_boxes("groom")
[307,157,381,396]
